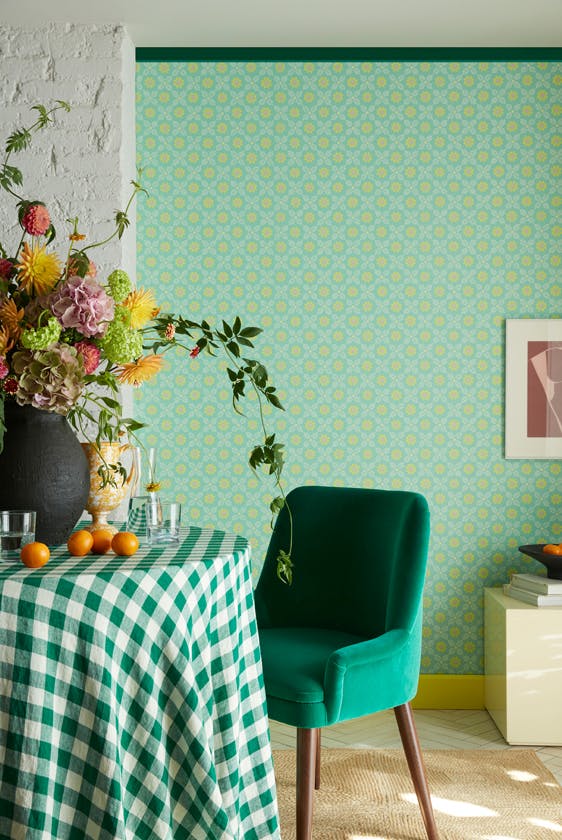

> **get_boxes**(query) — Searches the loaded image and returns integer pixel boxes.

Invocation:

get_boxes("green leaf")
[253,364,268,388]
[0,164,23,191]
[44,223,56,245]
[266,392,284,410]
[115,211,130,239]
[55,100,71,112]
[31,105,49,127]
[121,418,146,432]
[233,315,241,334]
[226,340,240,357]
[276,550,293,585]
[269,496,284,516]
[5,128,32,155]
[222,320,233,338]
[249,445,265,471]
[17,201,31,224]
[239,326,262,338]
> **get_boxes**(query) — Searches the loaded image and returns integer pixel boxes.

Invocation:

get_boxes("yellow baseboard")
[412,675,485,710]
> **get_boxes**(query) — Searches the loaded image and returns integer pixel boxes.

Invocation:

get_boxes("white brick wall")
[0,22,136,282]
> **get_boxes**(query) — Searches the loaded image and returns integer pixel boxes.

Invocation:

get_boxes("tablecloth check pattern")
[0,526,280,839]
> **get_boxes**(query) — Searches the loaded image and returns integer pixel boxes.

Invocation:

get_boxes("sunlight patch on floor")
[505,769,538,782]
[402,793,497,818]
[349,835,384,840]
[527,817,562,832]
[482,835,520,840]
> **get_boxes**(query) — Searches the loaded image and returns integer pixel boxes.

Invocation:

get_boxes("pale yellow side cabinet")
[484,587,562,745]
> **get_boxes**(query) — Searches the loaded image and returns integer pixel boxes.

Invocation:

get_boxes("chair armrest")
[323,627,421,724]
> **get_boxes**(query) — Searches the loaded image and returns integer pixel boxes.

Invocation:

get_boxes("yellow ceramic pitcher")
[81,442,137,534]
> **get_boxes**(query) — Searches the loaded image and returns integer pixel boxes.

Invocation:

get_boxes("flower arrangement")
[0,101,293,583]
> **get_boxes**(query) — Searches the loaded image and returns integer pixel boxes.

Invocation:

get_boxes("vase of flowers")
[0,101,293,580]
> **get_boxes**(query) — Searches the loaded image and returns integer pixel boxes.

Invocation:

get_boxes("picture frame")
[505,318,562,458]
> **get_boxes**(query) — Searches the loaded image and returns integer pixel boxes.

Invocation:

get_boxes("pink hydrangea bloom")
[49,275,114,338]
[0,357,9,379]
[75,340,101,374]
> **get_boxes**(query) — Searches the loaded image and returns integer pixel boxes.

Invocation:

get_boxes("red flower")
[74,340,101,374]
[3,376,18,394]
[189,345,201,358]
[0,258,14,280]
[21,203,51,236]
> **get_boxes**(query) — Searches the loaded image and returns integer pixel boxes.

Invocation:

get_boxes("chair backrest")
[255,485,430,639]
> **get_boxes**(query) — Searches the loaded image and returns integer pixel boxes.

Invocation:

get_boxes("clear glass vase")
[126,446,160,535]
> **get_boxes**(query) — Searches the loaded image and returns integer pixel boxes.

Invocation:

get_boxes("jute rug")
[273,749,562,839]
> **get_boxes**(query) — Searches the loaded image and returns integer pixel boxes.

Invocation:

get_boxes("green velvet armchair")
[255,485,439,840]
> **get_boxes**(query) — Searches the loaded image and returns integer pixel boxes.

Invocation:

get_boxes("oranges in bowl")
[542,543,562,555]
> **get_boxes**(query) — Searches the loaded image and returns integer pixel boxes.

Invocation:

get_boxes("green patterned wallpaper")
[135,60,562,675]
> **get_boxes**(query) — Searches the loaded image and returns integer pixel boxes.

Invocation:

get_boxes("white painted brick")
[0,24,125,61]
[0,23,135,277]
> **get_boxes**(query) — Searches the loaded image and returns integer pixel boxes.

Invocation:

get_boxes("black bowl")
[518,544,562,580]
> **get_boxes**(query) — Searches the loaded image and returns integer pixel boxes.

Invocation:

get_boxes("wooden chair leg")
[314,728,321,790]
[296,728,316,840]
[394,702,440,840]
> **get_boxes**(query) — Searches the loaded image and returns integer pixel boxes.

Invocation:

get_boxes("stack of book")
[504,573,562,606]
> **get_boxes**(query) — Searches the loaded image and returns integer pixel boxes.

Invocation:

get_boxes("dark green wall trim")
[136,47,562,62]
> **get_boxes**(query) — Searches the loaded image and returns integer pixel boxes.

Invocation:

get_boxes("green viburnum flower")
[20,315,61,350]
[100,319,143,364]
[107,269,132,303]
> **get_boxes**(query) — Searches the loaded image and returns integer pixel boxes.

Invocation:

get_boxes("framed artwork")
[505,319,562,458]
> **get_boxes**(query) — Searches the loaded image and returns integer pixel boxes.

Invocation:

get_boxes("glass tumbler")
[145,501,181,545]
[0,510,36,559]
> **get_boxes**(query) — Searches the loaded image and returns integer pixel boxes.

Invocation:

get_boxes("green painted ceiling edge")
[136,47,562,62]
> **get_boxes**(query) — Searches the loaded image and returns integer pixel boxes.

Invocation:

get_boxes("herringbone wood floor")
[269,709,562,784]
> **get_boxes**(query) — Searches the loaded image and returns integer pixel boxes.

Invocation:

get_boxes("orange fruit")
[90,529,114,554]
[67,529,94,557]
[20,542,50,568]
[111,531,139,557]
[543,544,562,555]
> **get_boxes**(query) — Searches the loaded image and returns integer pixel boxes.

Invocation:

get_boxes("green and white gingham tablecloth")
[0,526,280,839]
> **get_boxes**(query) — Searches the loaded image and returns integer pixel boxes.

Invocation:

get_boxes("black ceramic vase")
[0,400,90,545]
